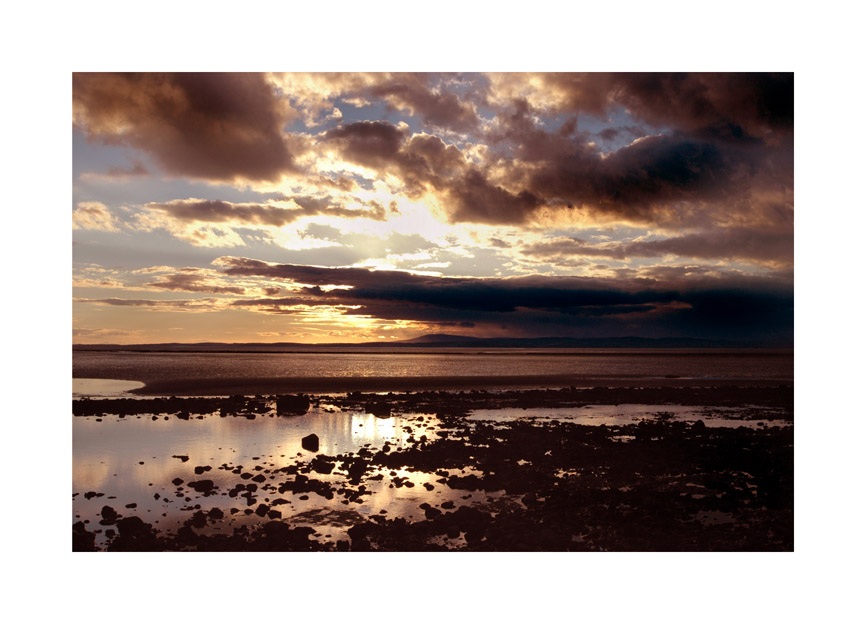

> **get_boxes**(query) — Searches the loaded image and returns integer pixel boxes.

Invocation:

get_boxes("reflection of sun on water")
[351,413,400,445]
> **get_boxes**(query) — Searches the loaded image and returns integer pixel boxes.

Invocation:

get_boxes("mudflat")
[73,385,793,551]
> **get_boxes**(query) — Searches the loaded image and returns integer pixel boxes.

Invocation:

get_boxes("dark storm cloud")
[489,73,793,137]
[609,73,794,136]
[524,228,794,265]
[482,99,785,226]
[444,74,795,226]
[325,99,789,228]
[73,73,296,182]
[324,121,542,224]
[147,198,385,226]
[323,122,468,192]
[218,258,792,341]
[368,74,480,132]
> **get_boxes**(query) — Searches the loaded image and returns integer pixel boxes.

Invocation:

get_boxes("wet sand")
[73,385,793,551]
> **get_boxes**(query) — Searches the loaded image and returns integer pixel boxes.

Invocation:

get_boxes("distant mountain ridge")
[73,334,791,351]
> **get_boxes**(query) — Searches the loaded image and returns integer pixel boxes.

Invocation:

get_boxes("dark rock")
[276,395,310,416]
[72,521,96,551]
[194,465,212,475]
[424,507,442,519]
[100,506,118,525]
[301,434,319,453]
[187,480,216,494]
[109,516,158,551]
[172,478,184,486]
[366,402,391,418]
[311,456,335,474]
[190,510,207,529]
[172,455,190,462]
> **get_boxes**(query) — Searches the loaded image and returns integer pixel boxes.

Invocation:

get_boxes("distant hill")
[73,334,790,351]
[392,335,748,348]
[397,333,482,344]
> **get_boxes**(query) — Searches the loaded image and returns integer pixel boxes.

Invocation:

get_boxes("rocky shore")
[72,386,793,551]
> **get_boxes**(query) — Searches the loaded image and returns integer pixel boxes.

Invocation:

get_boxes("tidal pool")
[72,405,504,547]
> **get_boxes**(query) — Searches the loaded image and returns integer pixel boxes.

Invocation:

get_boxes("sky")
[72,72,794,344]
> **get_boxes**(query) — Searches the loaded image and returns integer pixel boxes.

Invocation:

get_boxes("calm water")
[73,405,495,547]
[73,349,793,387]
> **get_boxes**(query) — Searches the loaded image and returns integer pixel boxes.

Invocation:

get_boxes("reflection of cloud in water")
[72,460,112,490]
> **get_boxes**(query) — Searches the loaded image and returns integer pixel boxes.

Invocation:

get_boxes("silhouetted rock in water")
[208,508,224,520]
[100,505,118,525]
[172,478,184,486]
[277,394,310,416]
[108,516,158,551]
[342,457,369,483]
[301,434,319,453]
[172,455,189,462]
[190,510,207,529]
[194,465,212,475]
[176,410,189,420]
[84,491,104,500]
[366,402,391,418]
[255,504,270,517]
[311,456,335,474]
[188,480,216,494]
[255,521,316,551]
[72,521,96,551]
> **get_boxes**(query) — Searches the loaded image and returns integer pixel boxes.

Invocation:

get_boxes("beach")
[72,357,793,551]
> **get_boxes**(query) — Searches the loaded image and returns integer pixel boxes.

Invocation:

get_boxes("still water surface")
[74,349,793,385]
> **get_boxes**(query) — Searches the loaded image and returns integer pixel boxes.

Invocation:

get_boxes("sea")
[73,348,793,396]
